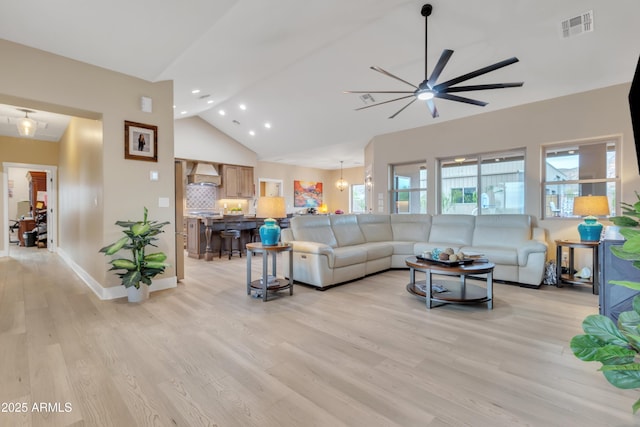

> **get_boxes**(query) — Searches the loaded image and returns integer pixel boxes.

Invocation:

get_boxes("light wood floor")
[1,246,638,426]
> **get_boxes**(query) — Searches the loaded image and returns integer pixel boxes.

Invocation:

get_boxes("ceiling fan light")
[417,90,434,101]
[17,113,37,137]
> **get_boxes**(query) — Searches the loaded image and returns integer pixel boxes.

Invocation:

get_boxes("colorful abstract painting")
[294,180,323,207]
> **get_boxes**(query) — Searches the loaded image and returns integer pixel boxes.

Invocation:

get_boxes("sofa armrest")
[517,241,548,266]
[532,226,547,243]
[287,240,334,255]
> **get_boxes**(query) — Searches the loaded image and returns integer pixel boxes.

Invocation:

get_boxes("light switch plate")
[158,197,170,208]
[150,171,159,181]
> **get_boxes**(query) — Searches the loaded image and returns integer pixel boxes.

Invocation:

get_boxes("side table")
[246,242,293,301]
[555,240,599,295]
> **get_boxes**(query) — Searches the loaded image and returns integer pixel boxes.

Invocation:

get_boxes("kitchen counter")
[185,216,289,260]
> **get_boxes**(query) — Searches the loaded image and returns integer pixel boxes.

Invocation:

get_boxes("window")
[440,149,525,215]
[542,139,618,218]
[390,162,427,213]
[351,184,366,213]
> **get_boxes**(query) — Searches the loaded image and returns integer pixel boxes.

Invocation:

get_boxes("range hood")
[187,162,221,185]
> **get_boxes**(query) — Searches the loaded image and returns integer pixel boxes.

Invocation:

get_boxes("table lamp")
[573,195,610,241]
[256,196,286,245]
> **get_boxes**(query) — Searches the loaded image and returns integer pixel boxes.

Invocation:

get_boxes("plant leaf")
[610,280,640,291]
[571,334,606,361]
[611,216,640,227]
[633,398,640,414]
[602,368,640,389]
[582,315,629,346]
[610,246,640,261]
[623,236,640,253]
[99,236,130,255]
[121,270,142,288]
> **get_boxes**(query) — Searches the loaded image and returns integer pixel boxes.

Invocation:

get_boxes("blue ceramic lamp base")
[259,218,281,246]
[577,216,603,242]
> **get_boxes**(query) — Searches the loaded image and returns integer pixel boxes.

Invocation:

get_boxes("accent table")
[246,242,293,301]
[405,256,495,309]
[555,239,599,295]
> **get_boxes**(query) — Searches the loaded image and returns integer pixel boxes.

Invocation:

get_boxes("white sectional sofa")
[281,213,548,289]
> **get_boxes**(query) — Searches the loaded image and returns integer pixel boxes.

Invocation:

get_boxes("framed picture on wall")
[124,121,158,162]
[294,180,323,207]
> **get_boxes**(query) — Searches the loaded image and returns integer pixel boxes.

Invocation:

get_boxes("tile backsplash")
[186,185,217,210]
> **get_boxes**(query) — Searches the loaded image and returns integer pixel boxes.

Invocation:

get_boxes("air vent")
[561,10,593,38]
[359,93,376,105]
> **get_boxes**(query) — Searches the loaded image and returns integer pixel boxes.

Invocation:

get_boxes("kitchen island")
[186,215,289,260]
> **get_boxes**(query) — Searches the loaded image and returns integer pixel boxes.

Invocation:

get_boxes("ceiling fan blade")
[354,94,415,111]
[426,99,439,118]
[344,90,415,94]
[435,92,487,107]
[426,49,454,87]
[434,57,520,92]
[443,82,524,93]
[389,98,417,119]
[370,66,418,89]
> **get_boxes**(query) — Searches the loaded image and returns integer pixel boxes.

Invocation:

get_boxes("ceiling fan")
[346,3,523,119]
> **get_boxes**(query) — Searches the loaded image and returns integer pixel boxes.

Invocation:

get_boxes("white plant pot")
[127,285,149,303]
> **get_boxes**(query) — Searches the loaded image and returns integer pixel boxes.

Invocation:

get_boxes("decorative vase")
[127,285,149,303]
[259,218,281,246]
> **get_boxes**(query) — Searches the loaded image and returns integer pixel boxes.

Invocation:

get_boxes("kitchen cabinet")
[186,217,205,259]
[221,165,254,198]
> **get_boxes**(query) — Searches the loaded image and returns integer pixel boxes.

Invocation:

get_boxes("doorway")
[3,162,57,256]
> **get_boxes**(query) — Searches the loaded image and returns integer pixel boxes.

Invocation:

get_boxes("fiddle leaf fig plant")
[571,296,640,413]
[100,207,170,289]
[571,191,640,413]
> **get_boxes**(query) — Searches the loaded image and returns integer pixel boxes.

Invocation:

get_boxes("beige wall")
[325,166,365,213]
[365,82,640,253]
[256,161,332,213]
[0,39,176,292]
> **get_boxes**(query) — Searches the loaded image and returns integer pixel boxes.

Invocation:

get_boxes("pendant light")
[336,161,348,192]
[17,109,37,137]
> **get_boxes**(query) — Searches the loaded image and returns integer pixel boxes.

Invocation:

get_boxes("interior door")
[174,160,185,281]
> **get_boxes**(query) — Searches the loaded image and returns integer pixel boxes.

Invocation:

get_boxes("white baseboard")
[57,248,177,300]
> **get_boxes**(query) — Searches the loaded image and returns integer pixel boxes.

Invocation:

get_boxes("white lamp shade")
[256,197,286,219]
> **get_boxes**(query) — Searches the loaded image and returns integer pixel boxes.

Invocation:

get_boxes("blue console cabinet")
[599,238,640,323]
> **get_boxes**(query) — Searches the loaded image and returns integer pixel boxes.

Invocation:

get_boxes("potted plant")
[99,207,170,302]
[571,192,640,412]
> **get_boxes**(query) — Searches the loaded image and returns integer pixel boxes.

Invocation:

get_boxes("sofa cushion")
[358,214,393,242]
[472,214,531,248]
[330,214,366,247]
[463,245,518,265]
[290,215,338,248]
[391,214,431,241]
[332,246,368,268]
[428,215,475,246]
[390,241,416,256]
[360,242,394,261]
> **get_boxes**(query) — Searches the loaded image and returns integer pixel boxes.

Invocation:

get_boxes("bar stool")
[220,216,242,259]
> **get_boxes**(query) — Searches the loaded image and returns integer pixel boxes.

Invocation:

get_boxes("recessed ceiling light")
[207,100,214,104]
[249,130,255,136]
[180,111,188,115]
[173,105,176,109]
[191,89,200,94]
[219,110,226,116]
[239,104,247,111]
[264,122,272,129]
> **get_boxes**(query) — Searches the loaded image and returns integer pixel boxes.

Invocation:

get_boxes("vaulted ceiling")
[1,1,639,169]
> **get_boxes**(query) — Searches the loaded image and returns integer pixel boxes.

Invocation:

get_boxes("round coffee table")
[405,256,495,309]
